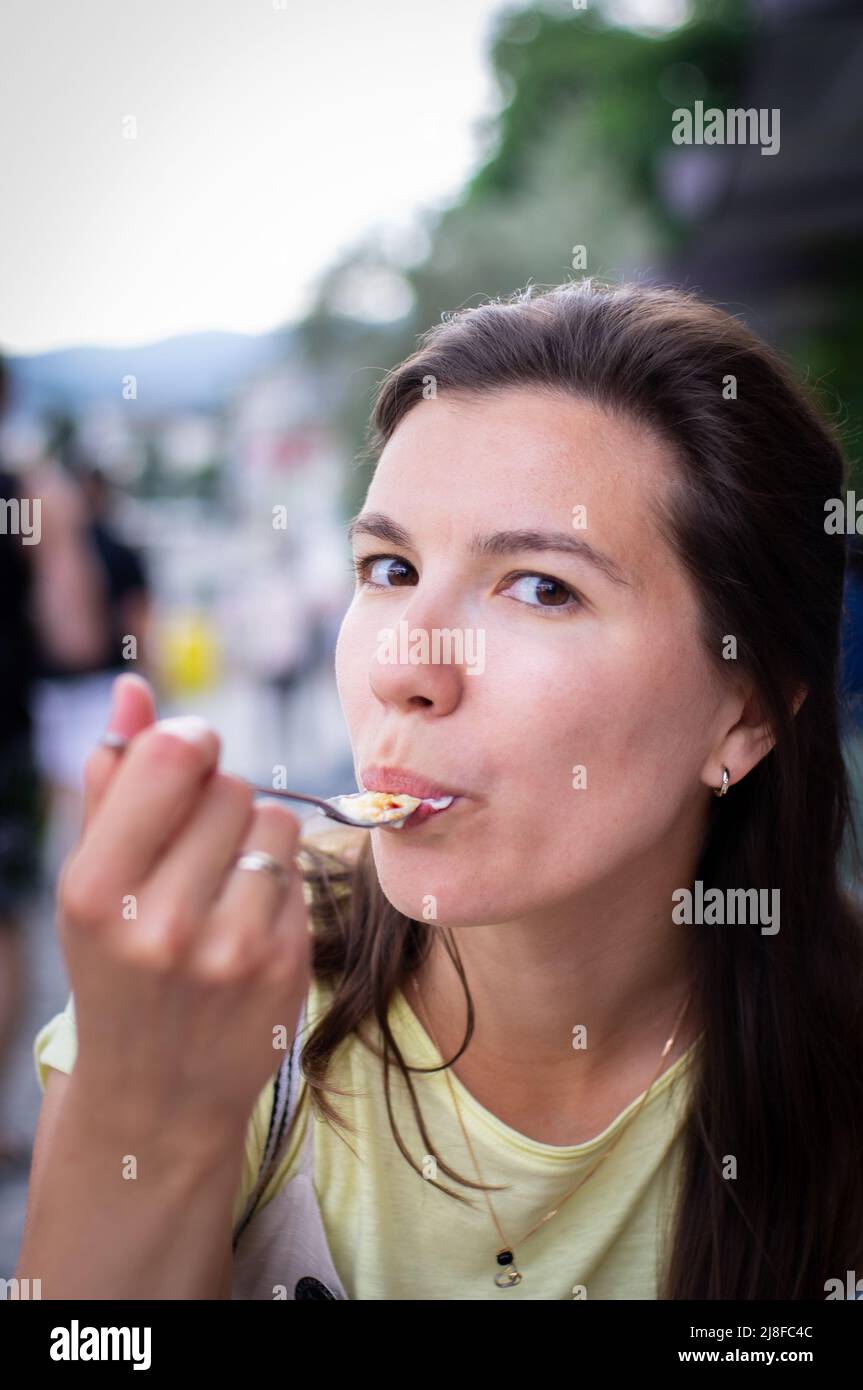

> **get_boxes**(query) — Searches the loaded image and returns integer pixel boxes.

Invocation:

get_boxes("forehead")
[367,387,679,584]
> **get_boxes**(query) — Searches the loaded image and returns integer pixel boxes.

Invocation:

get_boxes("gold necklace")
[411,973,693,1288]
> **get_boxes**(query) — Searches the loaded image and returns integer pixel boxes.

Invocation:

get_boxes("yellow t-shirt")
[32,833,704,1300]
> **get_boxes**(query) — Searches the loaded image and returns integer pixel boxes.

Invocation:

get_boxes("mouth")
[396,795,461,830]
[360,765,465,830]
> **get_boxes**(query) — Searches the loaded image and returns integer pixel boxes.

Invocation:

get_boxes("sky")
[0,0,507,354]
[0,0,688,356]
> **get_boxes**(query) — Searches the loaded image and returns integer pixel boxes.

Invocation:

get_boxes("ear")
[704,681,806,792]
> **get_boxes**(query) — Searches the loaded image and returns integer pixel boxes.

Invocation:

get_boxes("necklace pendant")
[494,1251,523,1288]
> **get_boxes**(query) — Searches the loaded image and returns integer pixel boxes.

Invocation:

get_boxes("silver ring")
[100,732,130,751]
[234,850,291,886]
[713,765,730,798]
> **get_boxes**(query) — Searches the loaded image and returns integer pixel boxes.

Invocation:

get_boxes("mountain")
[3,327,295,418]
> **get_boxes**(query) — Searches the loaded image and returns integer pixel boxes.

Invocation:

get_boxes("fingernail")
[154,716,213,745]
[105,672,150,736]
[105,675,125,734]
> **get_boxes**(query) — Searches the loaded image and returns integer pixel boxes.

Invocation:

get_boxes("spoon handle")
[250,785,363,827]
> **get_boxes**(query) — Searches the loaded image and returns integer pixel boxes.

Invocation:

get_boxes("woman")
[19,280,863,1300]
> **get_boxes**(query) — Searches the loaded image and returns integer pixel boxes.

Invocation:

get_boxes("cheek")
[475,663,584,804]
[472,635,703,864]
[477,638,611,791]
[334,604,367,726]
[601,645,713,784]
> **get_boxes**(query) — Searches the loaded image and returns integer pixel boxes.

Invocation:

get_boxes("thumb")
[81,673,158,830]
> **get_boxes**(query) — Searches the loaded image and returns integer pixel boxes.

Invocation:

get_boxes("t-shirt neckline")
[392,984,704,1162]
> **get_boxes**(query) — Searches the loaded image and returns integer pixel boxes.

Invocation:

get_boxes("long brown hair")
[291,279,863,1299]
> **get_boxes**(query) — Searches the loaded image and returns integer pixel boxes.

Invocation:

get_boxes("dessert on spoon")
[252,785,455,829]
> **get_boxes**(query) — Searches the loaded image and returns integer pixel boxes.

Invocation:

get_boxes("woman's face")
[335,386,730,926]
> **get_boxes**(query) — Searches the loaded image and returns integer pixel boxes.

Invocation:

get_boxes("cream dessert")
[331,790,424,825]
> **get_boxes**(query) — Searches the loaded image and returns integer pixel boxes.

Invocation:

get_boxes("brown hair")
[292,279,863,1299]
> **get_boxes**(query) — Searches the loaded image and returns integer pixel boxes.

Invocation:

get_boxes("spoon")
[251,785,454,829]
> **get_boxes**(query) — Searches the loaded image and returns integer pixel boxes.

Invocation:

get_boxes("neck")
[410,846,704,1095]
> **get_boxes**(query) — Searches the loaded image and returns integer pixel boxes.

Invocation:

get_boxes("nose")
[368,613,466,717]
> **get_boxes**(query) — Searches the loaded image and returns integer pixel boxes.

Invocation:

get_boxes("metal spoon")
[251,785,434,829]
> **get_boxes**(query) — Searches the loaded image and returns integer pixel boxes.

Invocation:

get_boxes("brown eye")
[353,554,417,587]
[500,572,581,616]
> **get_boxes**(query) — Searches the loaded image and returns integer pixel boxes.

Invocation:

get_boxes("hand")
[57,674,312,1138]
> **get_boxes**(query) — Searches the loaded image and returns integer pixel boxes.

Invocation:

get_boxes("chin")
[370,853,509,927]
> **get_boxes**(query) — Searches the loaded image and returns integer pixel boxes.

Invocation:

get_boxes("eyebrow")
[346,511,633,588]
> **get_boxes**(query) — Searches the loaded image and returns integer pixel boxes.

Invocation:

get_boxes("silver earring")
[713,766,730,798]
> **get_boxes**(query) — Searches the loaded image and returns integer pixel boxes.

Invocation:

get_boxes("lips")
[360,765,464,800]
[397,798,456,829]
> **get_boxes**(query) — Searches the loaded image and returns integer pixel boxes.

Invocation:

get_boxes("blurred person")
[32,461,152,845]
[0,459,43,1174]
[0,357,108,1172]
[18,282,863,1300]
[221,554,313,780]
[80,465,151,671]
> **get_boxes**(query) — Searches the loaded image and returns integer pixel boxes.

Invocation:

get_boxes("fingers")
[82,674,159,831]
[200,801,302,971]
[143,773,255,920]
[74,718,221,901]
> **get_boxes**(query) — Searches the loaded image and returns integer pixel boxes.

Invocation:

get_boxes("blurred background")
[1,0,862,1267]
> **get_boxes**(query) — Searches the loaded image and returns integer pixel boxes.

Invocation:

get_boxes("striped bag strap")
[231,994,308,1250]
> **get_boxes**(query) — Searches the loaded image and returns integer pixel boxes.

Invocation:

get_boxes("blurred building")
[661,0,863,351]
